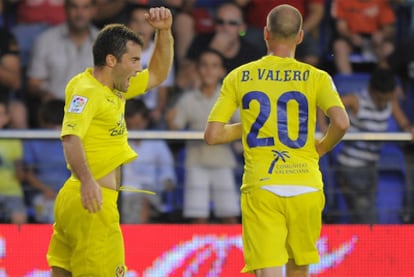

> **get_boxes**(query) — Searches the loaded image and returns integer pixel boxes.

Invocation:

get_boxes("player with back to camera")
[204,4,349,277]
[46,7,173,277]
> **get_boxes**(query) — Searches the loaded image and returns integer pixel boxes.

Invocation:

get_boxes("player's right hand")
[80,179,103,213]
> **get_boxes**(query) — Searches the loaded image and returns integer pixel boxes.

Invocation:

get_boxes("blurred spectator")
[381,34,414,223]
[383,35,414,94]
[331,0,396,74]
[0,98,26,224]
[93,0,127,29]
[121,99,176,224]
[0,26,21,100]
[176,1,263,90]
[26,0,98,127]
[323,68,413,223]
[0,0,10,29]
[8,100,28,129]
[163,0,198,68]
[12,0,65,67]
[20,99,69,223]
[0,26,28,129]
[167,49,240,224]
[127,4,175,129]
[161,0,220,67]
[235,0,324,67]
[389,0,414,42]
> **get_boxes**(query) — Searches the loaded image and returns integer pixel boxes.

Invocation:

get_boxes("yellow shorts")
[240,188,325,274]
[47,179,126,276]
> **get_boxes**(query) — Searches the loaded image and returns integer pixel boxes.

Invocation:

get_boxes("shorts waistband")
[63,179,119,202]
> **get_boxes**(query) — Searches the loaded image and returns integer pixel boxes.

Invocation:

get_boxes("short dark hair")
[93,24,144,66]
[125,98,149,119]
[369,68,397,94]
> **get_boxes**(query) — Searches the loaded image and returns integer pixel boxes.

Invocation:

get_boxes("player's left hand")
[145,7,173,30]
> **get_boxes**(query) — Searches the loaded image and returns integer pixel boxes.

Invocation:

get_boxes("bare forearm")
[204,122,242,145]
[148,28,174,89]
[62,135,94,183]
[223,123,242,142]
[317,107,349,156]
[318,123,347,154]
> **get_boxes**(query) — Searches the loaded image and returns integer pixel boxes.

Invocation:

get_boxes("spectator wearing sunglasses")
[176,1,263,91]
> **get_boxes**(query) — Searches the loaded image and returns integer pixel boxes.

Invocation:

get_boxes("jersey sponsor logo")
[268,149,291,173]
[109,113,126,136]
[68,96,88,113]
[115,265,126,276]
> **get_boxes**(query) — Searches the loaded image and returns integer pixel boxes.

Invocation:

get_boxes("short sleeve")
[124,69,150,100]
[316,72,345,114]
[208,72,239,123]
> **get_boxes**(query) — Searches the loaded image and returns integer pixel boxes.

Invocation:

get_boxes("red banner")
[0,224,413,276]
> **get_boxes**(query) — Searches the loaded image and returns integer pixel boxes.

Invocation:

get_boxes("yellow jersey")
[61,68,149,180]
[208,56,344,191]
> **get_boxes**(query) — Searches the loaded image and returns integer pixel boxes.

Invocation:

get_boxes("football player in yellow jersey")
[46,7,173,277]
[205,4,349,277]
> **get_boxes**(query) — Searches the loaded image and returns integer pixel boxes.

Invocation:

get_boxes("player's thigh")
[53,183,126,276]
[211,168,240,217]
[241,188,289,270]
[286,191,325,265]
[72,204,125,275]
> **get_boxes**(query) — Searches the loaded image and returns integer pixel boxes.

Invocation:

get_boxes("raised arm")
[145,7,174,90]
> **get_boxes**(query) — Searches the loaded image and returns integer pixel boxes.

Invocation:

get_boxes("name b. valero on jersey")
[241,68,310,82]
